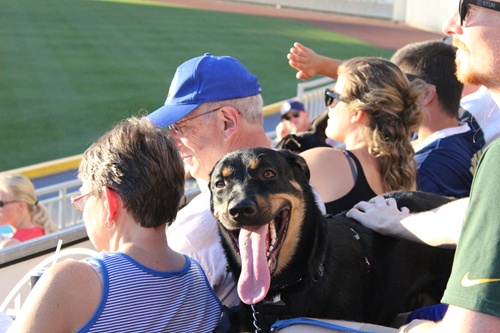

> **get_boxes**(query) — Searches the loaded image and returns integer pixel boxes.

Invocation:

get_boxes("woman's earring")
[105,220,116,231]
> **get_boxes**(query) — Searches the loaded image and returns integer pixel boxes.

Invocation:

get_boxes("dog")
[209,147,455,333]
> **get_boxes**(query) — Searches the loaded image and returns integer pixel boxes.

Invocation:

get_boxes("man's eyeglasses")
[71,192,91,212]
[169,107,222,135]
[325,88,349,108]
[282,112,301,121]
[0,200,19,208]
[459,0,500,26]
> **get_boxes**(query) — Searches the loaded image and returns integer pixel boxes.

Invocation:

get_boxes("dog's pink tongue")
[238,225,270,305]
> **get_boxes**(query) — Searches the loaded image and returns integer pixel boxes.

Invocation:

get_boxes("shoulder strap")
[342,150,358,183]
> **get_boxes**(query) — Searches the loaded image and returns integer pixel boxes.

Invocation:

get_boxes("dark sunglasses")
[325,88,349,108]
[0,200,19,208]
[459,0,500,26]
[282,112,301,121]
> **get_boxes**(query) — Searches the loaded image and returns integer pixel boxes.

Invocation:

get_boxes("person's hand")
[346,195,410,236]
[287,42,322,81]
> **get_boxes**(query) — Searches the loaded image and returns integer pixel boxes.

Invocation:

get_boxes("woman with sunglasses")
[0,174,58,249]
[8,117,222,332]
[301,57,426,215]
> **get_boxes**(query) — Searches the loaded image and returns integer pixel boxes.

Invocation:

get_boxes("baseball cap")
[280,100,305,117]
[147,53,262,128]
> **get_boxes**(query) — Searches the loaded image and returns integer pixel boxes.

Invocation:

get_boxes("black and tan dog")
[209,147,455,333]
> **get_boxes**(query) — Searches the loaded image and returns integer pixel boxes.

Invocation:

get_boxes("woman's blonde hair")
[0,174,59,233]
[338,57,426,191]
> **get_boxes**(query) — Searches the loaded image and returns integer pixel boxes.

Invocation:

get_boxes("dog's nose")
[228,198,257,220]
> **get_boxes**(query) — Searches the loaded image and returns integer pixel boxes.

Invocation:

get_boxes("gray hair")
[203,94,264,125]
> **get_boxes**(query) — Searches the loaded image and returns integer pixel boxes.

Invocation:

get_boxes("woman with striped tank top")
[9,117,222,332]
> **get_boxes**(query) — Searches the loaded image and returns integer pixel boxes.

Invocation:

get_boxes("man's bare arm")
[346,196,469,247]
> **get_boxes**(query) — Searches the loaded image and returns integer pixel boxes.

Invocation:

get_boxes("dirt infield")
[154,0,443,51]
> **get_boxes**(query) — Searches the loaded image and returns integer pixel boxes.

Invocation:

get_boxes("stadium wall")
[229,0,455,33]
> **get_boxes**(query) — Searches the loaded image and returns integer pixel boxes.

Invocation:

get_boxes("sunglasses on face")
[0,200,19,208]
[459,0,500,26]
[282,112,301,121]
[324,88,349,108]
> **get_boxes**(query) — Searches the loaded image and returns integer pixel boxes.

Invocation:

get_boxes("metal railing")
[37,179,83,229]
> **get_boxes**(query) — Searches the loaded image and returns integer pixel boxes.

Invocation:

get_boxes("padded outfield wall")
[229,0,455,33]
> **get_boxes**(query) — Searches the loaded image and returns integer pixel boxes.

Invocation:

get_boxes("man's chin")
[456,67,484,87]
[187,167,205,181]
[455,59,481,86]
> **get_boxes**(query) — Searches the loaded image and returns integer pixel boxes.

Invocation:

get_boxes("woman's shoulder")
[14,259,102,332]
[43,259,101,294]
[300,147,346,165]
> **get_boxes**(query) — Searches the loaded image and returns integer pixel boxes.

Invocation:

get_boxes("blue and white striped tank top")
[77,252,222,333]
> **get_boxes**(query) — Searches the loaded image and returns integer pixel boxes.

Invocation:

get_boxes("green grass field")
[0,0,393,171]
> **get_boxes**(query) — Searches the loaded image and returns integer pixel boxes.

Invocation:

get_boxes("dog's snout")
[228,198,257,220]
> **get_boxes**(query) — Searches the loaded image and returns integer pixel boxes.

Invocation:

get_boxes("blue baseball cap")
[148,53,262,128]
[280,100,305,117]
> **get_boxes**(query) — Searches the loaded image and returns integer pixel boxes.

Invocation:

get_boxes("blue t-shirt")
[415,123,484,198]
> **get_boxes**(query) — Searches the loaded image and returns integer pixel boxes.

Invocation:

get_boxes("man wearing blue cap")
[275,100,311,141]
[147,53,271,309]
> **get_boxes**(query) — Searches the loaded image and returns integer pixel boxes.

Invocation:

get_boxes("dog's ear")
[208,168,215,213]
[278,149,311,181]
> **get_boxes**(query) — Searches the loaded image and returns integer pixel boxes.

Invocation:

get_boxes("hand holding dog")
[348,195,466,248]
[347,195,410,237]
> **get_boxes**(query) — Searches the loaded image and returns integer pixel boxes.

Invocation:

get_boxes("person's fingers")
[350,200,371,212]
[296,71,311,81]
[385,197,398,207]
[289,59,302,73]
[368,195,386,204]
[346,208,373,228]
[293,41,305,50]
[289,51,307,65]
[400,206,410,214]
[290,45,305,58]
[346,207,363,219]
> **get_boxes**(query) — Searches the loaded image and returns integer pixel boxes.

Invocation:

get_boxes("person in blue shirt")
[391,39,484,198]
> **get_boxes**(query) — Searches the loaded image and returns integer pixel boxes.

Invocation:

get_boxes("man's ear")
[103,186,120,224]
[419,84,437,106]
[220,106,239,141]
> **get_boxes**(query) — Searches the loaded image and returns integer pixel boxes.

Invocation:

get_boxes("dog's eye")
[263,170,276,179]
[215,180,225,188]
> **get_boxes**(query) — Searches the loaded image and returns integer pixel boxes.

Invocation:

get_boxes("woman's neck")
[11,218,36,232]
